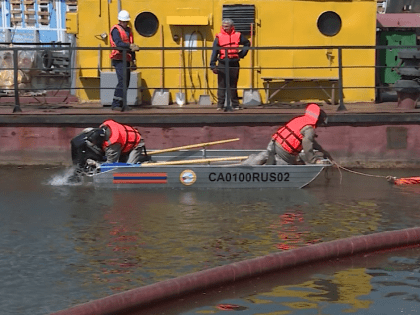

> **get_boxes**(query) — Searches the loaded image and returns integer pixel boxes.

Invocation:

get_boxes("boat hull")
[93,164,326,189]
[91,150,329,189]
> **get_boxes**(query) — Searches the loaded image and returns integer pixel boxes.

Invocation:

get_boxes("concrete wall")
[1,124,420,167]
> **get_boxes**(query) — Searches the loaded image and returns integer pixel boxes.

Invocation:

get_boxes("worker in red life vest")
[210,18,250,111]
[109,10,140,111]
[242,103,333,165]
[99,119,146,163]
[69,120,147,182]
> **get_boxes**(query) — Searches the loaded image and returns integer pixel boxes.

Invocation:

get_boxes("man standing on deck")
[210,18,250,111]
[242,103,333,165]
[109,10,140,111]
[69,120,147,182]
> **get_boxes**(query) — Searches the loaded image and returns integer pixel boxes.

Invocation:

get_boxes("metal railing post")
[122,48,128,111]
[337,47,347,111]
[12,47,22,113]
[224,48,233,112]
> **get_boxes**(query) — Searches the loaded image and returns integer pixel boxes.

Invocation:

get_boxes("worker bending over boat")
[69,119,147,182]
[243,103,332,165]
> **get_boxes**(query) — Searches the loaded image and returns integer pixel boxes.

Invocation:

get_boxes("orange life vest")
[272,104,320,155]
[100,120,141,153]
[216,26,241,60]
[109,24,133,61]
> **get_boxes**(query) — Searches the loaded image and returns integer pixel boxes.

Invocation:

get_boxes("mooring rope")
[331,161,391,184]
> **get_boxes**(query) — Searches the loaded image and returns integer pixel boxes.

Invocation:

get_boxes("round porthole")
[317,11,342,36]
[134,12,159,37]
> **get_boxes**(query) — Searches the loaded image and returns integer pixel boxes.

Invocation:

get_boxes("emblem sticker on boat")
[180,170,197,186]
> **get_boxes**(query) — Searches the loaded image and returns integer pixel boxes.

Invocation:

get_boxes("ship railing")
[0,44,419,113]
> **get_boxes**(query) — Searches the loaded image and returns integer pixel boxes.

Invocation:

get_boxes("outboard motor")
[70,128,106,177]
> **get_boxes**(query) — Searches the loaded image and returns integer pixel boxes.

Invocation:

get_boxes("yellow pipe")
[144,156,248,166]
[147,138,240,155]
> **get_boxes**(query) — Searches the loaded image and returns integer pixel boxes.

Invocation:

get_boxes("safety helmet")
[118,10,130,21]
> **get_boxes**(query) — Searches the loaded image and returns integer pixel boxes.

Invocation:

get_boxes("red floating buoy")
[388,176,420,185]
[216,304,242,311]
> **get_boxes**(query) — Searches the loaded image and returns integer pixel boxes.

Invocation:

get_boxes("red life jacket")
[100,120,141,153]
[109,24,133,61]
[272,104,320,155]
[216,26,241,60]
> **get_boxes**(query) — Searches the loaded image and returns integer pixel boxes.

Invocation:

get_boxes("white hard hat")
[118,10,130,21]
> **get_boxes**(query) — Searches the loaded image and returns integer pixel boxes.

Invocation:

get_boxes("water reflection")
[1,166,420,314]
[67,187,320,294]
[146,247,420,315]
[249,268,373,312]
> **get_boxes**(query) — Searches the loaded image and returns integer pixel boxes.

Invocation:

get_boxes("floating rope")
[332,161,420,185]
[332,161,390,184]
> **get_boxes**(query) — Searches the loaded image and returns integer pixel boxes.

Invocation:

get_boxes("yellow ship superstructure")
[66,0,377,104]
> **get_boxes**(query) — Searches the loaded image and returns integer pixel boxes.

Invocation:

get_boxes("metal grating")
[222,4,255,36]
[38,0,50,25]
[10,0,22,26]
[25,0,36,26]
[387,127,407,149]
[385,0,420,13]
[65,0,77,11]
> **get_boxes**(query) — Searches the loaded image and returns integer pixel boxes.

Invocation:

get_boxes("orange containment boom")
[387,176,420,185]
